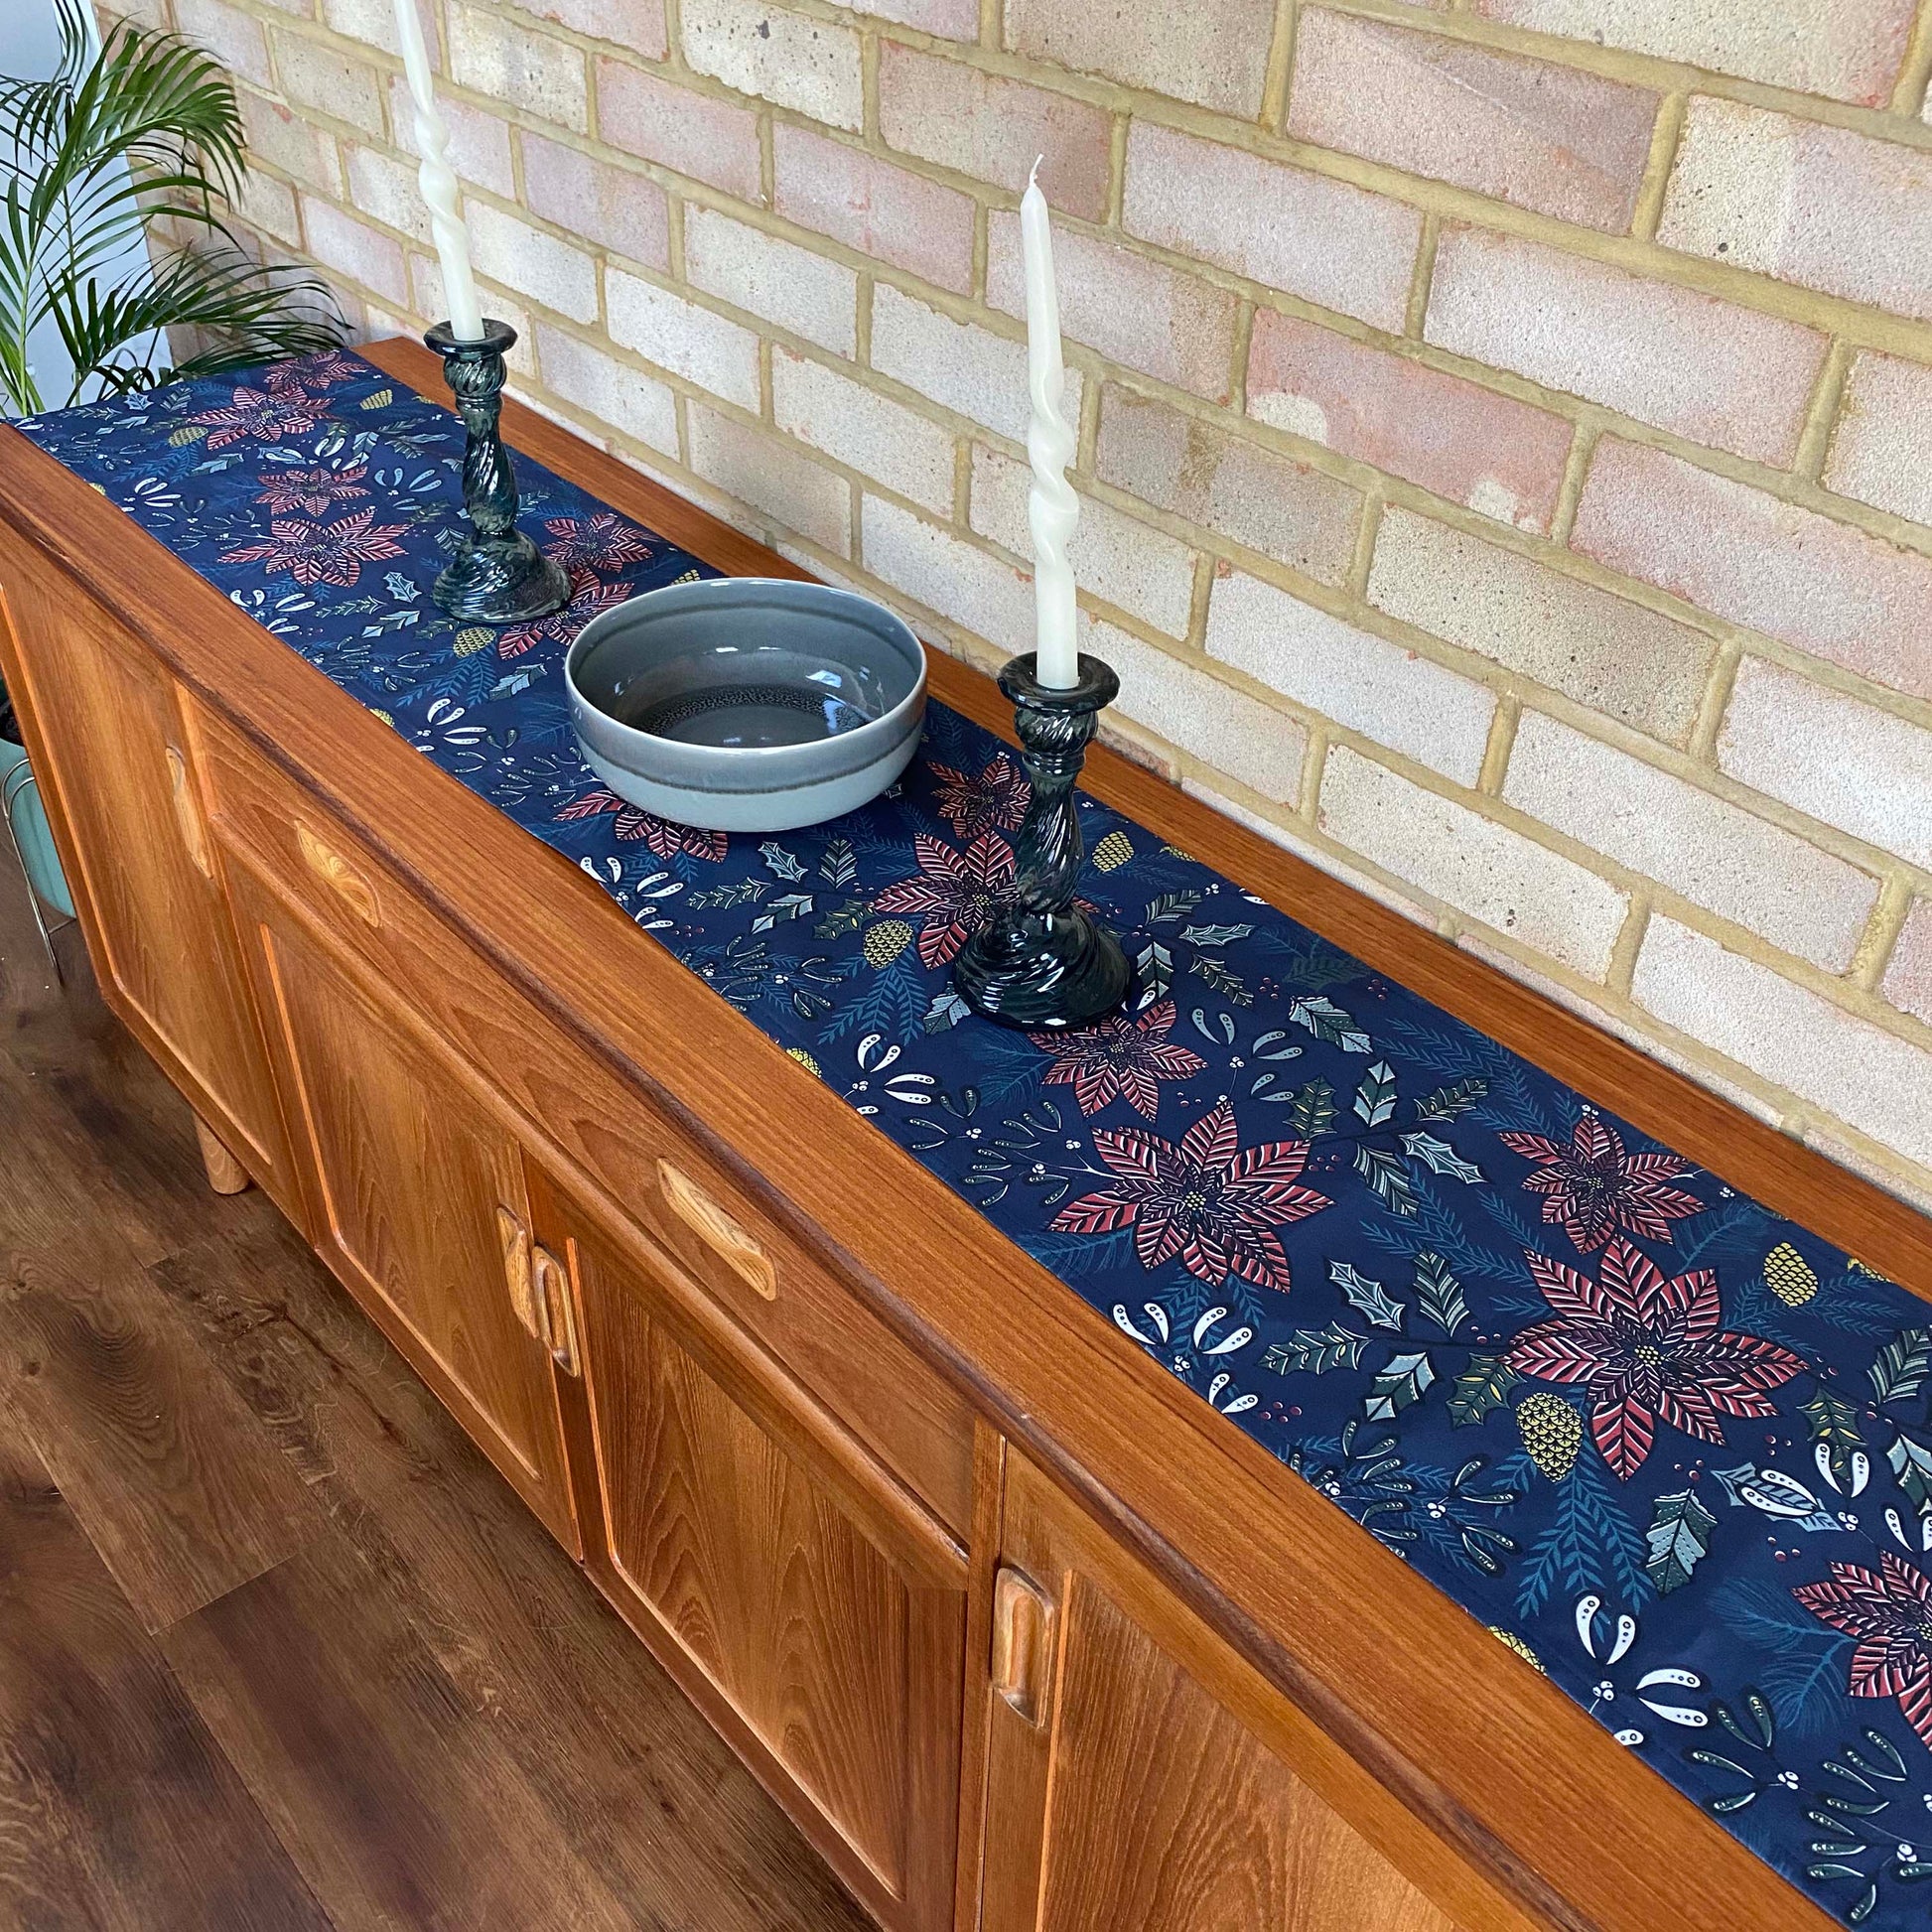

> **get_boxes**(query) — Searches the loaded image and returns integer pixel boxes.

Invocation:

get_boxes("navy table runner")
[23,351,1932,1926]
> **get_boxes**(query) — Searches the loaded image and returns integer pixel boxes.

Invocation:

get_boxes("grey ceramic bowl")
[565,577,927,833]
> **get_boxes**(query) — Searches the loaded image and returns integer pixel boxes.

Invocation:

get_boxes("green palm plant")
[0,0,345,417]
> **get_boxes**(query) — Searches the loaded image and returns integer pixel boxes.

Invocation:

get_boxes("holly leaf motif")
[1889,1432,1932,1518]
[1802,1389,1865,1493]
[1870,1328,1932,1407]
[1645,1488,1717,1595]
[1355,1145,1418,1217]
[750,892,813,932]
[1289,994,1371,1054]
[1449,1355,1520,1427]
[1145,890,1203,925]
[1353,1059,1397,1127]
[1414,1251,1469,1338]
[1330,1260,1404,1331]
[759,841,806,881]
[1414,1076,1489,1123]
[1179,922,1254,947]
[1263,1323,1369,1375]
[1288,1079,1336,1139]
[1400,1132,1483,1185]
[1363,1350,1436,1422]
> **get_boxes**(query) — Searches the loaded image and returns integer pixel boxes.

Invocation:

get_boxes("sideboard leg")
[194,1114,251,1195]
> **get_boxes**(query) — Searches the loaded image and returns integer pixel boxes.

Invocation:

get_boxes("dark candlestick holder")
[954,651,1131,1031]
[425,320,570,624]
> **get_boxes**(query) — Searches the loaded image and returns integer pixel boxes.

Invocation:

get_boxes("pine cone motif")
[1091,829,1133,873]
[1764,1241,1819,1308]
[1516,1391,1583,1481]
[863,918,914,968]
[454,625,493,656]
[784,1047,822,1077]
[1488,1627,1545,1674]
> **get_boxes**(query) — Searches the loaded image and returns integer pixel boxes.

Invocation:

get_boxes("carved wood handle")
[295,821,380,927]
[532,1241,581,1378]
[656,1159,776,1301]
[496,1204,540,1340]
[990,1566,1055,1727]
[166,747,212,880]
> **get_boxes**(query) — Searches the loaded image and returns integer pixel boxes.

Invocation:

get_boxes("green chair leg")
[2,738,76,982]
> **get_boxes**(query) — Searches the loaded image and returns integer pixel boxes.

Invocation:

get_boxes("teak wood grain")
[0,336,1893,1930]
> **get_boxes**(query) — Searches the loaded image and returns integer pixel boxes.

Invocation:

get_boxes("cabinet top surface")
[12,341,1932,1932]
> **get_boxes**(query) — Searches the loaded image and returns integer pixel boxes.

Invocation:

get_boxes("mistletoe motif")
[1051,1097,1330,1293]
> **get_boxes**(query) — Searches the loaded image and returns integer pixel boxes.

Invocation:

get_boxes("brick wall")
[123,0,1932,1212]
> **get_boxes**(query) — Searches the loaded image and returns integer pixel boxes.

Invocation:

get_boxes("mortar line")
[1793,340,1854,483]
[1629,92,1687,242]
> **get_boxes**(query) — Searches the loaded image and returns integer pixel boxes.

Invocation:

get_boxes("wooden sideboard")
[7,339,1925,1932]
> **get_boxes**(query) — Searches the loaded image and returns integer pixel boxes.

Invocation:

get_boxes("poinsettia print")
[1500,1113,1703,1252]
[554,787,728,862]
[1051,1097,1329,1292]
[927,751,1030,840]
[1503,1236,1805,1478]
[265,349,365,395]
[1030,998,1207,1119]
[872,831,1015,968]
[188,382,327,448]
[218,506,410,587]
[497,569,634,660]
[1795,1555,1932,1750]
[254,463,371,517]
[543,511,655,574]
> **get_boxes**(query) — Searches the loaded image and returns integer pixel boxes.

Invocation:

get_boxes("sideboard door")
[0,563,294,1204]
[979,1449,1471,1932]
[532,1174,965,1932]
[226,863,579,1553]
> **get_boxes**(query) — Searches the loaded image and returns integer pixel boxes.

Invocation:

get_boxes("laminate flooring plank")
[0,1401,332,1932]
[0,1169,324,1633]
[152,1218,873,1932]
[160,1531,643,1932]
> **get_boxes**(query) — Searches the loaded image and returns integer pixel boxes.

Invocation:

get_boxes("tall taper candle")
[391,0,485,342]
[1019,159,1079,690]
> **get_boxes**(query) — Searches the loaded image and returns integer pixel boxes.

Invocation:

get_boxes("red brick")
[1006,0,1275,117]
[1427,224,1826,465]
[774,125,976,296]
[1288,9,1657,232]
[1660,98,1932,324]
[301,195,407,306]
[987,211,1238,401]
[1248,312,1573,532]
[1826,350,1932,526]
[1124,122,1420,333]
[176,0,270,85]
[389,76,515,198]
[596,60,762,205]
[878,43,1112,222]
[1574,438,1932,703]
[520,133,669,271]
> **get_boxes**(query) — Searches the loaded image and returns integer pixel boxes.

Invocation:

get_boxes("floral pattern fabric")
[23,352,1932,1927]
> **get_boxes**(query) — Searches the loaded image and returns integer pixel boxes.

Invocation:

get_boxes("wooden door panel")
[558,1207,963,1932]
[229,863,576,1549]
[0,565,291,1199]
[984,1451,1489,1932]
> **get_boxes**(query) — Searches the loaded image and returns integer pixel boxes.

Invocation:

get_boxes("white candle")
[391,0,485,342]
[1019,159,1079,689]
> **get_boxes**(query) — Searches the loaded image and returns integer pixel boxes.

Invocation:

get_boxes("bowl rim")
[563,574,928,765]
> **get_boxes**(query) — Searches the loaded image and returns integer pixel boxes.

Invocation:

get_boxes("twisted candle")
[391,0,484,342]
[1020,159,1080,690]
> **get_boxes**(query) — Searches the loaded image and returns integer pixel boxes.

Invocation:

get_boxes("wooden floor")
[0,842,872,1930]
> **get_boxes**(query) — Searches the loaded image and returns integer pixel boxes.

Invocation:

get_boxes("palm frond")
[0,0,342,415]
